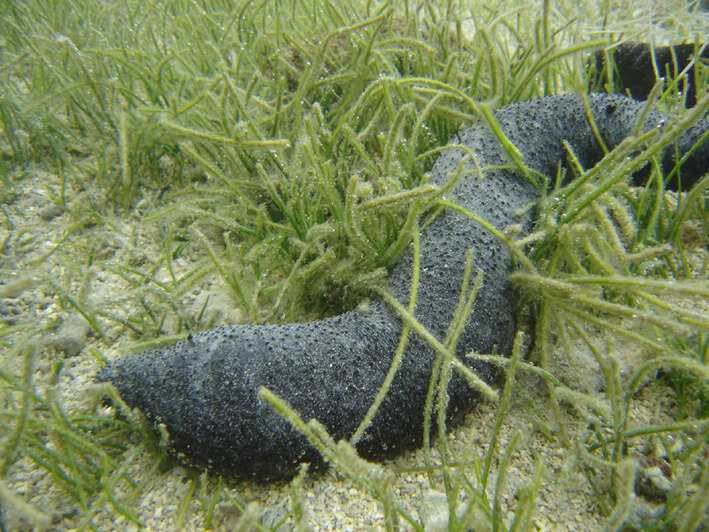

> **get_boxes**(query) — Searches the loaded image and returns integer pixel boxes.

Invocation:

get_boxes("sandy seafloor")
[2,135,707,532]
[3,2,709,530]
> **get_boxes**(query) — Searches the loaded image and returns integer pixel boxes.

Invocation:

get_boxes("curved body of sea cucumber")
[98,94,708,480]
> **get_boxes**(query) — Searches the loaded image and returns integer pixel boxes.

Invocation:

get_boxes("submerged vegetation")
[0,0,707,529]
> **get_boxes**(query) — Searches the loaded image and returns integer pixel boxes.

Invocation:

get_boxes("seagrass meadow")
[1,0,708,530]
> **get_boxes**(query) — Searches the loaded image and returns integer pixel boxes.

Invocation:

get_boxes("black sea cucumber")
[98,93,708,480]
[592,42,708,108]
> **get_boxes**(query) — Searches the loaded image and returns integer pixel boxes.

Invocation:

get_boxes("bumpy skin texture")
[98,94,708,480]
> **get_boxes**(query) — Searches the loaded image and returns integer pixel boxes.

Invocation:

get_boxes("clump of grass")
[1,0,600,325]
[0,341,150,529]
[505,92,709,529]
[1,0,708,529]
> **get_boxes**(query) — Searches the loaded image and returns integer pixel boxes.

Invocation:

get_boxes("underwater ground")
[1,0,708,530]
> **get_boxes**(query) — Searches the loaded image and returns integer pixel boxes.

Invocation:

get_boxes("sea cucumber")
[592,42,708,108]
[98,93,708,480]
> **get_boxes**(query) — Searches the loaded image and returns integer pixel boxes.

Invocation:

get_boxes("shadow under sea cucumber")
[98,93,709,480]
